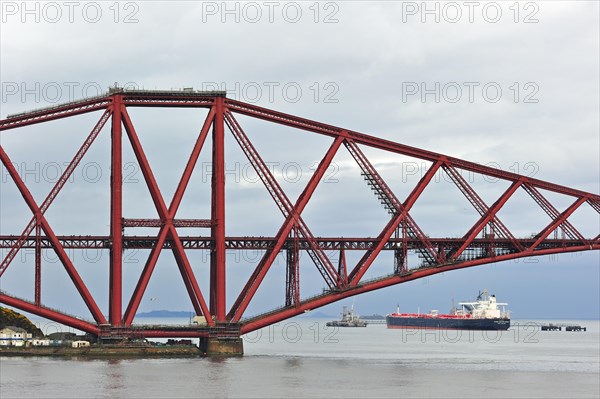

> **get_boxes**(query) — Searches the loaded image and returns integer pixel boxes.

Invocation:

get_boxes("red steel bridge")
[1,89,599,347]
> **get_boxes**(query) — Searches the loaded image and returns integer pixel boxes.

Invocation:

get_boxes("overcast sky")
[0,1,598,323]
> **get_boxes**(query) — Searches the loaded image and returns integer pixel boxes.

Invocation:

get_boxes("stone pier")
[201,336,244,356]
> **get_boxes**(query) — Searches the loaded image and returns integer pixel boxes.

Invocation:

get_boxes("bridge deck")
[0,235,592,250]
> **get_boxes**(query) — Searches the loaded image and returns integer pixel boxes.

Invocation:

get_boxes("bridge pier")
[96,323,244,356]
[201,337,244,356]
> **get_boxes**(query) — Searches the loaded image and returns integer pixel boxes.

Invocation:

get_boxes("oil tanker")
[386,290,510,330]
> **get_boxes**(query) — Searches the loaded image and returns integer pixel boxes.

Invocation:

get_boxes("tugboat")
[327,305,367,327]
[386,290,510,330]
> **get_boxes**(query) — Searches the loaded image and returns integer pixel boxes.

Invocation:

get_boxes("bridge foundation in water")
[95,322,244,356]
[202,337,244,356]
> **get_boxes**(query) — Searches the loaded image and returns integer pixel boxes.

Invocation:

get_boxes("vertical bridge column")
[34,223,41,305]
[394,223,408,274]
[210,97,226,322]
[110,95,123,326]
[285,227,300,307]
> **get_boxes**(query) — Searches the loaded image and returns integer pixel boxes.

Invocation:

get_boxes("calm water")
[1,318,598,398]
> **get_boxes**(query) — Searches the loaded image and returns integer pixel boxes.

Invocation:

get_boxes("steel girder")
[0,235,594,251]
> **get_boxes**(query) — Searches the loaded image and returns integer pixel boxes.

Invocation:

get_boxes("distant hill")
[0,306,44,337]
[297,311,333,318]
[136,310,195,318]
[361,314,385,320]
[135,310,336,319]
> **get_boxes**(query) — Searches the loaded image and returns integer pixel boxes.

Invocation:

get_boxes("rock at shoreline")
[0,307,44,337]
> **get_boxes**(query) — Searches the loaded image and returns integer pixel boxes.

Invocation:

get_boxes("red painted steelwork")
[0,236,595,251]
[348,160,443,285]
[0,110,111,276]
[0,89,598,340]
[240,244,599,334]
[110,95,123,326]
[228,134,345,322]
[211,97,227,322]
[225,111,338,287]
[0,294,100,334]
[1,147,107,324]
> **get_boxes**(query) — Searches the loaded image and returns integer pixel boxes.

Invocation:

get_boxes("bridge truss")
[1,89,598,338]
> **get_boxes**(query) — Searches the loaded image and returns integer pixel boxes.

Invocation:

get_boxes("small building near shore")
[71,340,90,348]
[32,339,51,346]
[0,326,33,346]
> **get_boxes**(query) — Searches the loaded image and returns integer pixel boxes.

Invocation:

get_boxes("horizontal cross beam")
[122,219,212,228]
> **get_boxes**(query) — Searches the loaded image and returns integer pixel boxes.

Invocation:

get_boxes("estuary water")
[1,318,598,398]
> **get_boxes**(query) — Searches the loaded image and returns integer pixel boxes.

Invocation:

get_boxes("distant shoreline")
[135,310,338,318]
[135,310,195,318]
